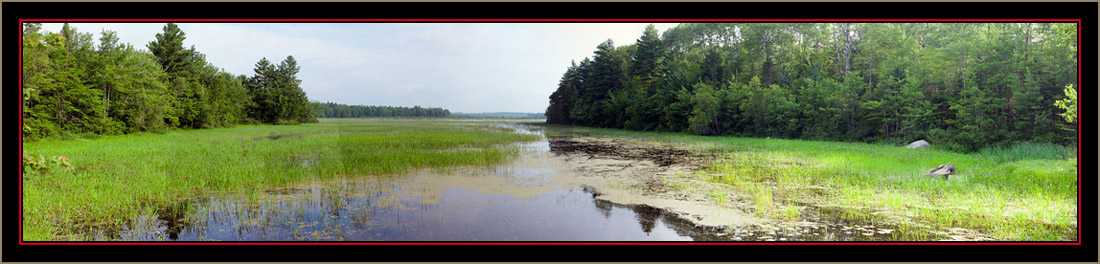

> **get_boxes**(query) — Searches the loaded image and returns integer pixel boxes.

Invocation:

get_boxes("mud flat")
[544,137,764,228]
[535,135,950,241]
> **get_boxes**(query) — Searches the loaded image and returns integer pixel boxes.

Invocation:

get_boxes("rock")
[906,140,930,149]
[927,163,955,179]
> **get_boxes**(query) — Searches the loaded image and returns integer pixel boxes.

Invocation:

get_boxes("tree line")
[311,102,451,118]
[546,23,1078,152]
[21,23,316,140]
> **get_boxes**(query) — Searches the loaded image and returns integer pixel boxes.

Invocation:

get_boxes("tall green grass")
[22,120,539,240]
[979,141,1077,163]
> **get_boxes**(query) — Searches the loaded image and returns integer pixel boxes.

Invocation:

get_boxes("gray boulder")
[927,163,955,180]
[906,140,930,149]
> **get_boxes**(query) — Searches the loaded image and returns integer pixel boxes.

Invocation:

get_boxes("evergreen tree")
[146,23,192,77]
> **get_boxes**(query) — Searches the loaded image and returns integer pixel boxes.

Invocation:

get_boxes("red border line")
[17,18,1084,246]
[17,18,1082,23]
[19,21,25,244]
[15,242,1079,246]
[1075,20,1081,243]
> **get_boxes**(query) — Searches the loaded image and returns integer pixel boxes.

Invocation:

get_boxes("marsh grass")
[22,120,539,240]
[979,142,1076,163]
[534,124,1078,241]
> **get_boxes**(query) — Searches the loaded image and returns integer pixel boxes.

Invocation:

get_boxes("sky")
[40,23,679,113]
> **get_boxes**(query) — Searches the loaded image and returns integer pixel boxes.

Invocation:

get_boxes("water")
[117,121,935,241]
[119,122,713,241]
[125,186,707,241]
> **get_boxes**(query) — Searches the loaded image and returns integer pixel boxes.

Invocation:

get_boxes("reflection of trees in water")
[583,186,665,235]
[586,194,732,241]
[631,205,662,233]
[594,198,613,218]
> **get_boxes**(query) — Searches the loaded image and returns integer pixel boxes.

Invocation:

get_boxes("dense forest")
[21,23,316,140]
[311,102,451,118]
[547,23,1079,152]
[452,112,546,118]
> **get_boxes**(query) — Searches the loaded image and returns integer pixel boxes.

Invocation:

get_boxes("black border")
[5,1,1095,262]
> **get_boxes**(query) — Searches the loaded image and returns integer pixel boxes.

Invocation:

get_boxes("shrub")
[22,151,71,176]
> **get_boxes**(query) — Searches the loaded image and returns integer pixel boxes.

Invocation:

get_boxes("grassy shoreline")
[22,119,539,240]
[23,120,1077,241]
[536,123,1078,241]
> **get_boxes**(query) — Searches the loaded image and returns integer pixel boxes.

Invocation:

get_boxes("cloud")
[37,22,679,113]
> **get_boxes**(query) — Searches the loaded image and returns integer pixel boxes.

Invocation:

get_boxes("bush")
[22,151,71,177]
[275,119,301,126]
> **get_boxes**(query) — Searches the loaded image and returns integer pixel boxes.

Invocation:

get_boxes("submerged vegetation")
[21,120,539,240]
[539,123,1078,241]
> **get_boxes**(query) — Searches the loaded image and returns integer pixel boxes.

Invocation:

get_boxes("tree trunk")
[843,23,853,75]
[764,30,774,86]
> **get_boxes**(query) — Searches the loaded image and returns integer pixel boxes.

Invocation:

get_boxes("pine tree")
[146,23,192,77]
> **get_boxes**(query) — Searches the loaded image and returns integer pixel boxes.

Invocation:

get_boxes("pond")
[116,122,923,241]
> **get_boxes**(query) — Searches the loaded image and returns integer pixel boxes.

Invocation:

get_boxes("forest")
[311,102,451,118]
[17,21,1080,244]
[546,23,1079,152]
[20,23,316,140]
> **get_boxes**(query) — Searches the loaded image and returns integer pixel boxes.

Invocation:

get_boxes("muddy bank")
[545,137,763,228]
[541,135,951,241]
[548,137,710,167]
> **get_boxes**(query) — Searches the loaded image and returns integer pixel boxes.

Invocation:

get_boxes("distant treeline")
[312,102,451,118]
[452,112,545,118]
[546,23,1078,152]
[21,23,315,140]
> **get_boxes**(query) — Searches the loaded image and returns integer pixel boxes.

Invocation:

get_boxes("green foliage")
[570,39,627,128]
[1054,85,1077,123]
[688,82,721,135]
[22,24,113,139]
[146,23,192,77]
[22,151,72,177]
[313,102,451,118]
[546,60,580,124]
[22,23,320,141]
[246,56,316,124]
[547,23,1077,151]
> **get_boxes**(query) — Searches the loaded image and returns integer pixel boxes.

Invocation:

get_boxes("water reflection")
[125,185,709,241]
[116,122,930,241]
[116,123,713,241]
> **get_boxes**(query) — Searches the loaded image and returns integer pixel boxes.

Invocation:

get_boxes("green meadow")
[21,119,539,240]
[540,124,1079,241]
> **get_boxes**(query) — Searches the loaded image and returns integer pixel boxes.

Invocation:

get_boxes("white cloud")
[36,22,679,113]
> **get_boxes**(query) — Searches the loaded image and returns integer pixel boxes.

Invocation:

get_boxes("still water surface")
[122,123,711,241]
[120,122,909,241]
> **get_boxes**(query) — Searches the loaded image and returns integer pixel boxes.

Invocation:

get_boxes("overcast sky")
[41,23,679,113]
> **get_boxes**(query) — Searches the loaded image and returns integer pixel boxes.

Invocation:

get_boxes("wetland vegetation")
[22,120,1077,241]
[538,124,1078,241]
[20,22,1078,242]
[22,120,537,240]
